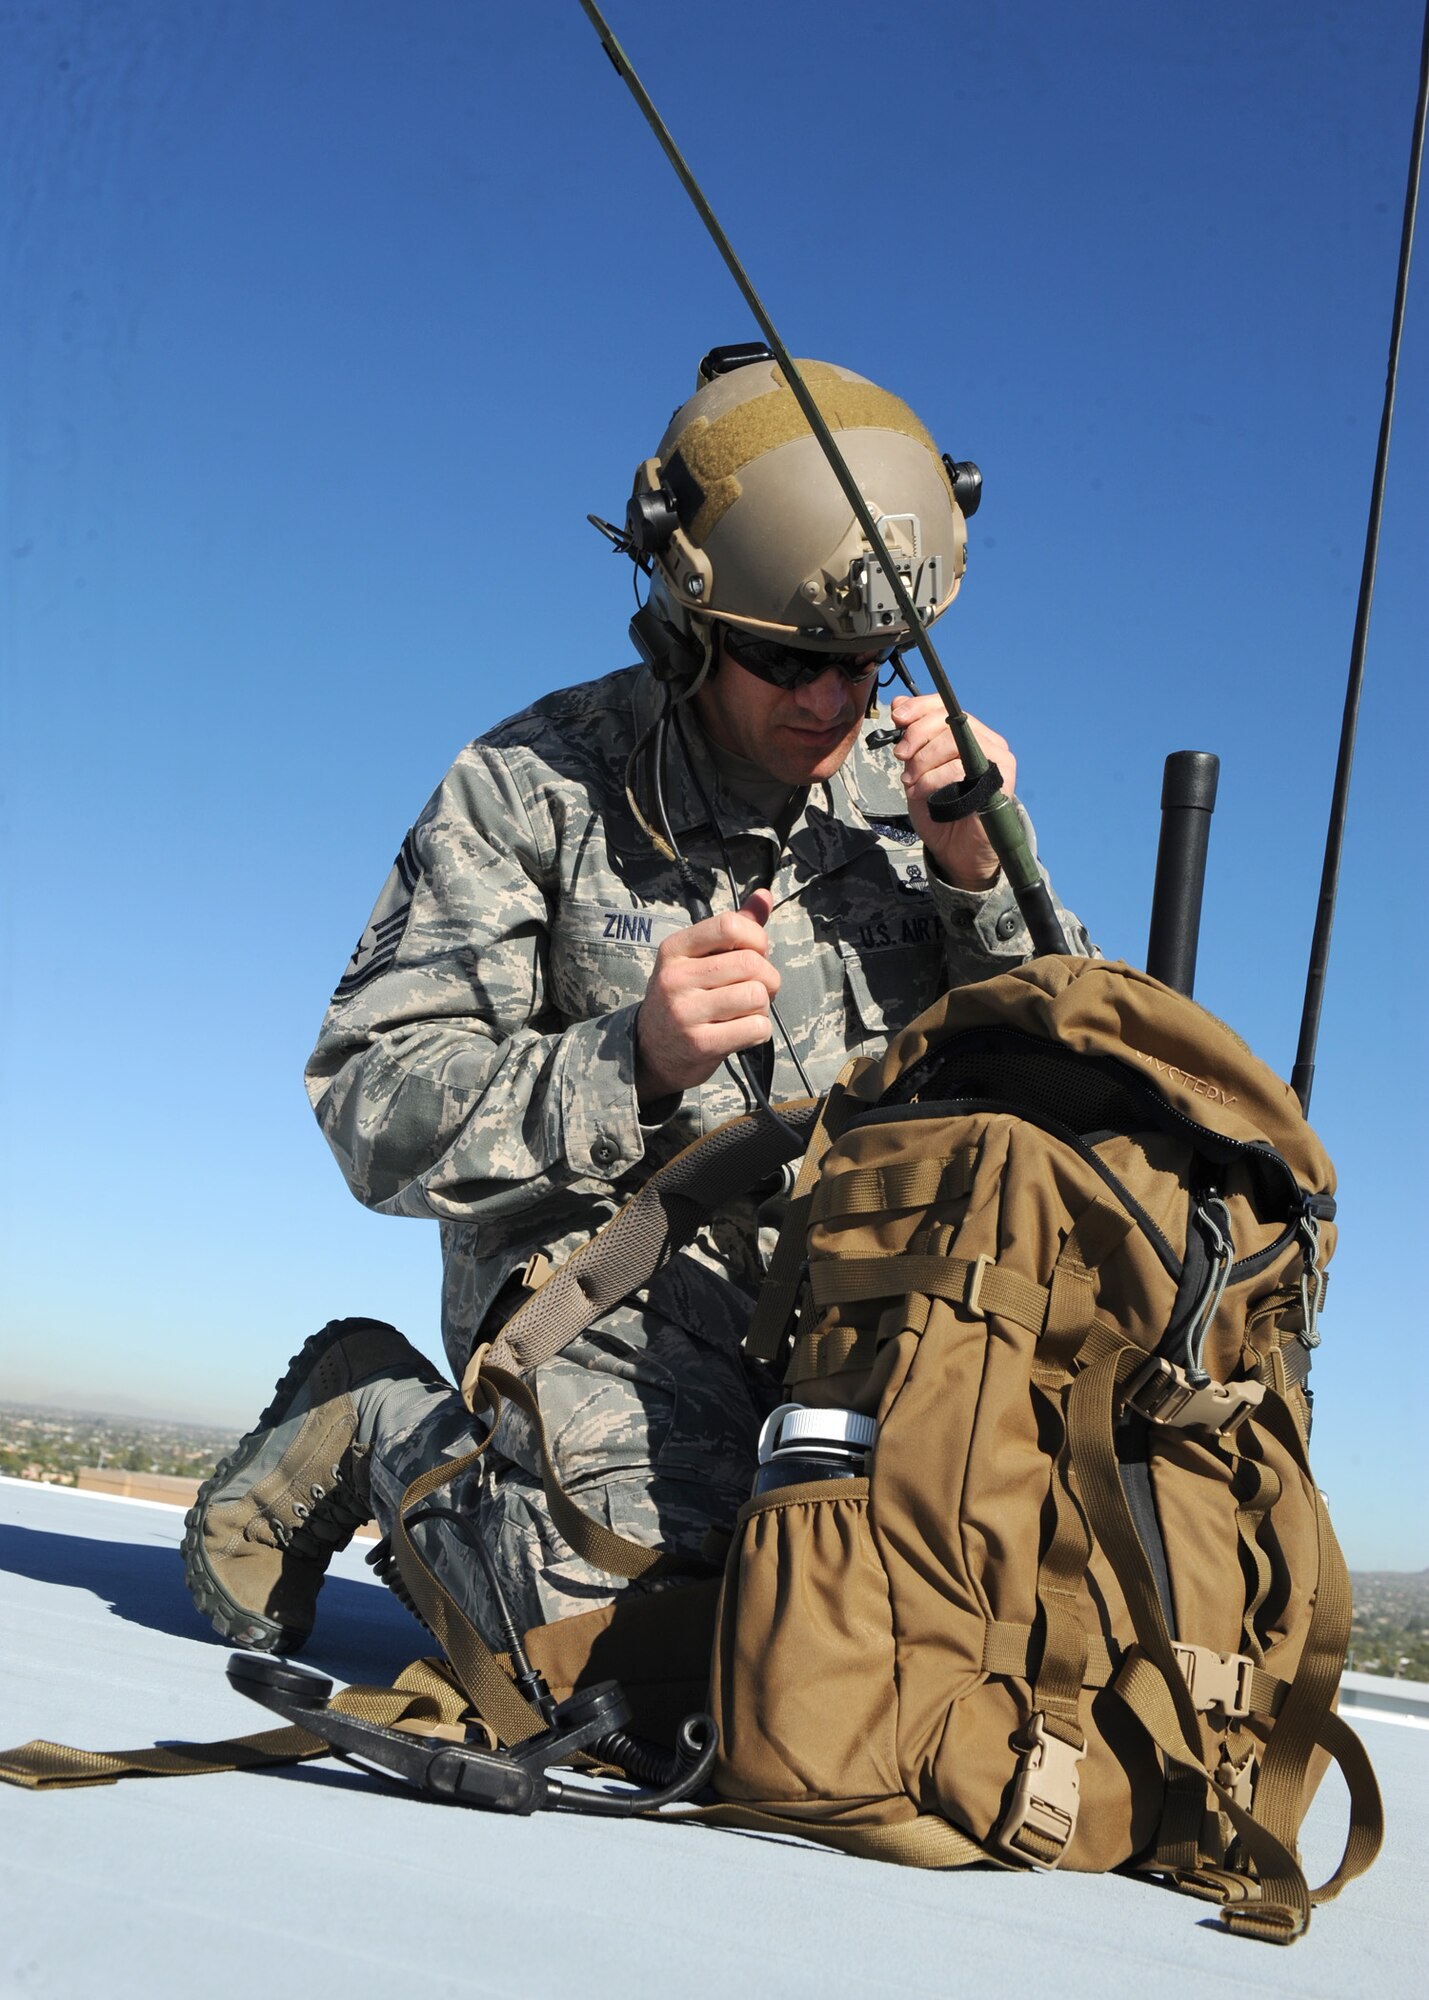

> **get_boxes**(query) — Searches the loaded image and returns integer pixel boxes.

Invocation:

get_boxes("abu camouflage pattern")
[306,662,1090,1627]
[366,1269,773,1632]
[309,661,1088,1376]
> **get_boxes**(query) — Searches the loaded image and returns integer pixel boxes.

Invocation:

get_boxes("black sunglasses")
[723,629,897,691]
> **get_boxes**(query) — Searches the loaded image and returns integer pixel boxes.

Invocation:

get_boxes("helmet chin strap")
[673,624,717,703]
[867,651,914,715]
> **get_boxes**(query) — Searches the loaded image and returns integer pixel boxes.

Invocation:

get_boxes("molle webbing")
[665,362,952,546]
[808,1251,1053,1335]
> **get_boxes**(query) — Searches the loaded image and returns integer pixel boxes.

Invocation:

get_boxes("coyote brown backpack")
[438,955,1379,1939]
[695,955,1380,1940]
[1,958,1381,1946]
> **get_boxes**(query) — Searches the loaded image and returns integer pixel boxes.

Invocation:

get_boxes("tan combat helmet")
[624,346,977,684]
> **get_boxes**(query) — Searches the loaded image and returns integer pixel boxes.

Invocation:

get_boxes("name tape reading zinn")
[597,909,686,946]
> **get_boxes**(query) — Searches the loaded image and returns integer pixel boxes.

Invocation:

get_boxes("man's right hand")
[634,889,779,1107]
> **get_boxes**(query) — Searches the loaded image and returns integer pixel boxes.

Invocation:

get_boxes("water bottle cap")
[756,1403,878,1464]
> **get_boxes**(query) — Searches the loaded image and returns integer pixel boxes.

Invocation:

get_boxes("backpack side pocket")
[710,1477,910,1825]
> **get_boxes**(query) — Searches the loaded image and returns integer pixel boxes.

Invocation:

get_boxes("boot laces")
[287,1460,370,1556]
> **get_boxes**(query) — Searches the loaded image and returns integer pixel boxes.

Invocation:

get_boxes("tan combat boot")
[182,1318,446,1651]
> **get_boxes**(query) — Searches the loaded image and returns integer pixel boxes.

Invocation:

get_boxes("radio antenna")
[576,1,1068,956]
[1291,1,1428,1115]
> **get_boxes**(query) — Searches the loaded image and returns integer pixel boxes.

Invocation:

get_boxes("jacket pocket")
[839,933,944,1045]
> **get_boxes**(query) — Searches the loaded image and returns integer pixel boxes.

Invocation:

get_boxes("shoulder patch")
[333,833,421,999]
[334,906,412,998]
[395,827,420,893]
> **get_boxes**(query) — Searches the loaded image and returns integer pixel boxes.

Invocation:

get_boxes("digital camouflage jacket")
[305,665,1092,1376]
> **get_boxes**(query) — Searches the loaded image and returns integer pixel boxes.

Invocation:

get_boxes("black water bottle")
[751,1402,878,1497]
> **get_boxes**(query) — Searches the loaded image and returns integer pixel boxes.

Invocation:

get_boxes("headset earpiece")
[626,481,680,556]
[630,601,708,685]
[942,456,983,519]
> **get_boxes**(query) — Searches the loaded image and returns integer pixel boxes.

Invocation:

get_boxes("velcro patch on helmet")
[666,362,949,547]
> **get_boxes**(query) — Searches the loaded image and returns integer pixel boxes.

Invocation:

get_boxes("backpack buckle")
[1126,1357,1265,1435]
[517,1252,554,1294]
[1214,1743,1257,1812]
[1173,1642,1255,1723]
[996,1713,1086,1867]
[963,1252,995,1319]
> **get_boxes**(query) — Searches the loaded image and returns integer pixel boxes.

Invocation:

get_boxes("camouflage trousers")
[365,1259,777,1643]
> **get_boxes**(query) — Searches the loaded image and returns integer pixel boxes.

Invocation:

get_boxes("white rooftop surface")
[1,1475,1422,2000]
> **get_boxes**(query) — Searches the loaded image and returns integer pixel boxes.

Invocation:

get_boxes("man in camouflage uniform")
[184,350,1090,1655]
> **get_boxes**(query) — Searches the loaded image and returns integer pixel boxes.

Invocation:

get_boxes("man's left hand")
[889,694,1015,891]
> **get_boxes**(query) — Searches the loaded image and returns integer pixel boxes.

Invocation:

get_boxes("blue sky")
[2,1,1424,1567]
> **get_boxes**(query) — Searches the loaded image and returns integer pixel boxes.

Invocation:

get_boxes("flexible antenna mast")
[577,1,1068,956]
[1292,2,1428,1115]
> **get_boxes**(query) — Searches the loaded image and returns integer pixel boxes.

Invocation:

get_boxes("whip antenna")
[577,1,1068,955]
[1292,1,1428,1115]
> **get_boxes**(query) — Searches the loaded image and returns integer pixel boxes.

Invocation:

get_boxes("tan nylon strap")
[1114,1647,1312,1943]
[789,1320,877,1383]
[1025,1204,1136,1731]
[1040,1199,1134,1371]
[1066,1349,1203,1741]
[996,1371,1095,1867]
[982,1619,1116,1687]
[392,1440,551,1746]
[0,1662,480,1792]
[739,1185,816,1369]
[682,1801,999,1869]
[744,1067,864,1366]
[808,1253,1049,1332]
[490,1097,819,1375]
[1239,1664,1290,1717]
[1303,1708,1385,1906]
[1076,1321,1136,1368]
[809,1151,974,1225]
[1246,1393,1358,1861]
[0,1724,327,1790]
[1116,1650,1379,1931]
[1065,1345,1208,1868]
[481,1362,683,1584]
[1227,1442,1280,1665]
[1028,1389,1093,1736]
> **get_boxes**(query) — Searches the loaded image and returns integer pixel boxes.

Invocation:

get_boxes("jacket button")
[592,1137,617,1168]
[995,910,1021,940]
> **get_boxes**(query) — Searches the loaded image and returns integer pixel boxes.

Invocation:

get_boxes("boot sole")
[182,1318,407,1653]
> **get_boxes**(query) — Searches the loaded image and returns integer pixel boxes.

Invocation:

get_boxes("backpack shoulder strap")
[484,1096,820,1376]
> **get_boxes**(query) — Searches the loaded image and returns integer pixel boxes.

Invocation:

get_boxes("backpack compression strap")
[1065,1325,1382,1940]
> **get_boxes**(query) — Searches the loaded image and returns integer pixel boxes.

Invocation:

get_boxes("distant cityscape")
[1348,1571,1429,1680]
[0,1400,239,1485]
[2,1401,1425,1678]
